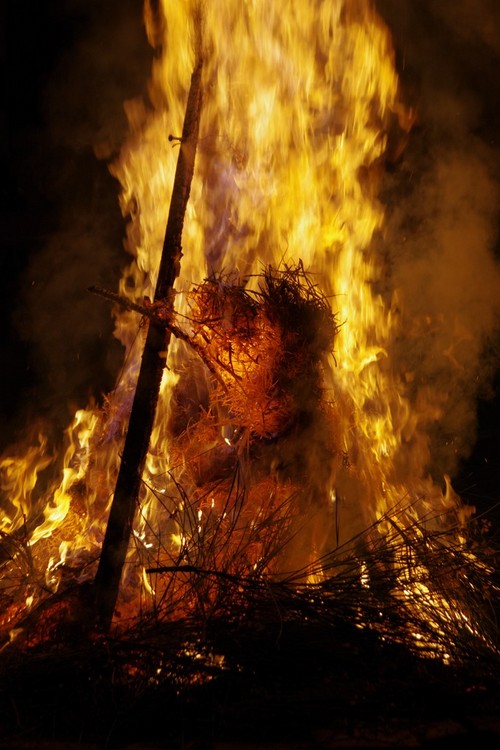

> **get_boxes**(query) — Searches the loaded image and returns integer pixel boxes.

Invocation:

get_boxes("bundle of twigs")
[129,497,498,665]
[4,264,498,668]
[0,481,499,749]
[175,262,339,439]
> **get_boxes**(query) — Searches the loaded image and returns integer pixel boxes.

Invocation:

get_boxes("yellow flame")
[0,434,53,536]
[0,0,472,633]
[121,0,451,544]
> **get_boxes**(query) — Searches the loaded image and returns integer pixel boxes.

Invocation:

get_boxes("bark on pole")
[93,57,203,631]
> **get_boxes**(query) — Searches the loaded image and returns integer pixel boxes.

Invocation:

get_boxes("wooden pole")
[93,57,203,631]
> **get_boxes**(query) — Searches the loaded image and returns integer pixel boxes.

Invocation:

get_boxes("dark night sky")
[1,0,500,513]
[0,0,151,442]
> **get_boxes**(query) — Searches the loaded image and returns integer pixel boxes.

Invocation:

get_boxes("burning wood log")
[88,284,225,386]
[92,56,203,631]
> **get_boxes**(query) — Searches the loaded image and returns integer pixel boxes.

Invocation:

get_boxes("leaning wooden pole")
[93,57,203,631]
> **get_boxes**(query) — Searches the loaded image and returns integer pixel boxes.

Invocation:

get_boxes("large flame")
[1,0,474,636]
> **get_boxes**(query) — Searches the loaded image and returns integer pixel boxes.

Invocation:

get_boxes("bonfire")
[0,0,499,746]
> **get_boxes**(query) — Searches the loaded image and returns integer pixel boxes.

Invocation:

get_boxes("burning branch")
[88,285,225,386]
[92,55,203,631]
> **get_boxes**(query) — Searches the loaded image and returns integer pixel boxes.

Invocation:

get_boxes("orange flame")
[0,0,474,640]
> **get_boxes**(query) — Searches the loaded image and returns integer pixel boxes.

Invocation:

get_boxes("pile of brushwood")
[178,262,339,439]
[1,265,500,747]
[1,507,499,748]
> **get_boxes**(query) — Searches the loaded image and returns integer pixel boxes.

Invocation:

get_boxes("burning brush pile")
[163,263,340,579]
[1,265,498,656]
[1,249,500,747]
[1,264,499,745]
[1,0,500,744]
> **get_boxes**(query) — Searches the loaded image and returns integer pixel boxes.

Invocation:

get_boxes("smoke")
[431,0,500,56]
[377,0,500,477]
[3,1,151,439]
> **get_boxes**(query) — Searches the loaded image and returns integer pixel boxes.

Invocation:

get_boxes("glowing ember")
[0,0,494,658]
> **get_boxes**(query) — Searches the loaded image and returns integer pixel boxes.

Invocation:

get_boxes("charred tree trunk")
[93,58,203,631]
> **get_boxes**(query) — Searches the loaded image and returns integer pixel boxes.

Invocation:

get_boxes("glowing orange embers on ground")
[0,0,487,655]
